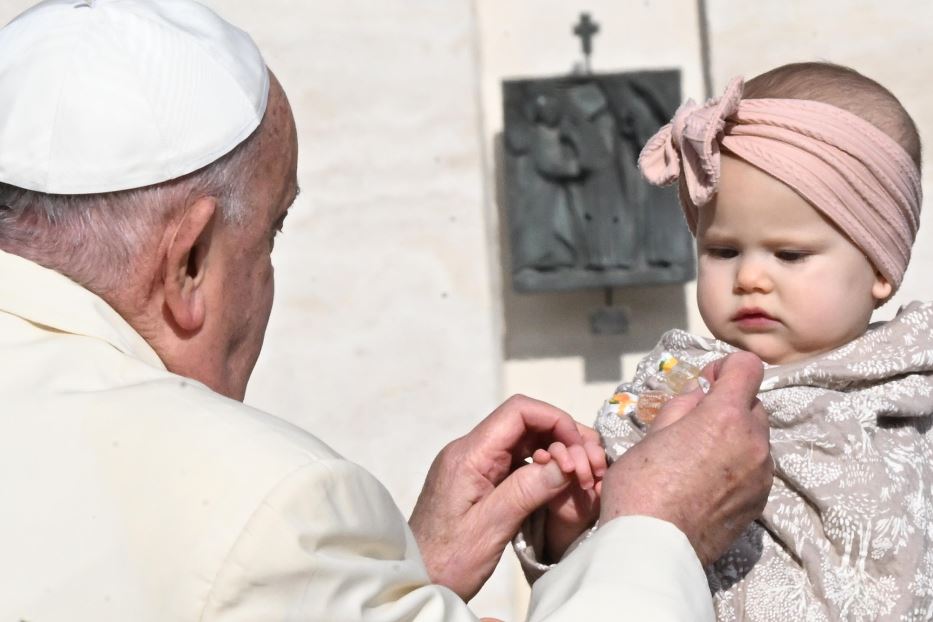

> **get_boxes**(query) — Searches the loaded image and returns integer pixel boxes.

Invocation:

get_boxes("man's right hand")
[598,351,773,566]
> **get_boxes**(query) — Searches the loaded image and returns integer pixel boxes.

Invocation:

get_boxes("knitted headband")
[638,76,922,292]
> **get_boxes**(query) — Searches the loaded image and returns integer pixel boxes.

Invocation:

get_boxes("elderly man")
[0,1,772,620]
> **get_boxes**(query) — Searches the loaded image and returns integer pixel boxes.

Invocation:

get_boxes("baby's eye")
[775,250,809,262]
[705,246,738,259]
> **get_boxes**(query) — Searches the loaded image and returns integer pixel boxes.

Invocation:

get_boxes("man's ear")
[163,196,217,333]
[872,271,893,304]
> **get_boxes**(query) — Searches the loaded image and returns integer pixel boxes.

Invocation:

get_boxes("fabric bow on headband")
[639,77,744,214]
[637,77,923,293]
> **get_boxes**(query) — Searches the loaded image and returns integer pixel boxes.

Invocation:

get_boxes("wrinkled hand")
[599,351,773,565]
[409,395,592,601]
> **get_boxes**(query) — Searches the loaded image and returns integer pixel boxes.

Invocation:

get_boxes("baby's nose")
[733,257,773,294]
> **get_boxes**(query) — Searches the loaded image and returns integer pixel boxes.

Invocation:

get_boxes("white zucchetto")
[0,0,269,194]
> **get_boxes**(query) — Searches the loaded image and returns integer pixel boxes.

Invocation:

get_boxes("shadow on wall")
[493,134,691,383]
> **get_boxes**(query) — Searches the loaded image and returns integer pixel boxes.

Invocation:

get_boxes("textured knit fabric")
[597,301,933,621]
[638,77,922,293]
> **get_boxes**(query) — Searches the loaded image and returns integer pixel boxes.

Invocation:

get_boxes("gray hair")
[0,128,262,295]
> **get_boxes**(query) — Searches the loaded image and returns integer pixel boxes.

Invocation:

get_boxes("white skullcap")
[0,0,269,194]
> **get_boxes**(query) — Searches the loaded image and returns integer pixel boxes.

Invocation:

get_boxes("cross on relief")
[573,12,599,72]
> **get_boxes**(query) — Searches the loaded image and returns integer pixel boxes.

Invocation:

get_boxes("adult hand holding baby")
[599,351,773,565]
[409,394,604,601]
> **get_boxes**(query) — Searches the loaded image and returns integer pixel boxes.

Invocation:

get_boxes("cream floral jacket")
[597,302,933,621]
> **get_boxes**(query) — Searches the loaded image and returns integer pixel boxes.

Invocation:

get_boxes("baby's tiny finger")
[532,448,552,465]
[568,443,594,490]
[548,442,575,473]
[583,440,607,477]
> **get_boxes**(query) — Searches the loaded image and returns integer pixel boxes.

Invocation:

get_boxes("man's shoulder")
[111,371,344,469]
[0,359,378,620]
[4,347,350,516]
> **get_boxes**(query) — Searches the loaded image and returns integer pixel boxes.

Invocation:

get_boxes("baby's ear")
[872,272,893,303]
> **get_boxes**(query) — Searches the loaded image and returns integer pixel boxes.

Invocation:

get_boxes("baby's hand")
[532,435,606,562]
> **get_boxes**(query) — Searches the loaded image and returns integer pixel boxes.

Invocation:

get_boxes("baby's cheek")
[697,284,729,336]
[796,298,861,352]
[813,277,866,316]
[695,272,716,314]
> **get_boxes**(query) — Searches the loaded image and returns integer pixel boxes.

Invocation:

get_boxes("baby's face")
[695,155,892,365]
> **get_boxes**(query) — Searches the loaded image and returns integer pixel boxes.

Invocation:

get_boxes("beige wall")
[215,0,501,517]
[204,1,512,616]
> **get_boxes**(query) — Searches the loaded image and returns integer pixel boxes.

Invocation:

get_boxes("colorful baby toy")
[608,353,709,428]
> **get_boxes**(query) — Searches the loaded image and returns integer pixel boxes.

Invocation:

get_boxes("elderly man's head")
[0,75,298,400]
[0,1,299,400]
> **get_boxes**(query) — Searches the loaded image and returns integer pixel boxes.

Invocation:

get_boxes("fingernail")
[543,460,570,487]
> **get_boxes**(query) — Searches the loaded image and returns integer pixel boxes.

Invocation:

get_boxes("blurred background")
[2,0,931,618]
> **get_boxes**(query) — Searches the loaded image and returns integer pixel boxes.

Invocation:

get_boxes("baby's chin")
[715,333,832,366]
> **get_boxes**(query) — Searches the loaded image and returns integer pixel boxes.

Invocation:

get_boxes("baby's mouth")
[731,308,779,328]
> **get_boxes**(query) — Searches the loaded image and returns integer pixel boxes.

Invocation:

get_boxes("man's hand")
[599,351,773,565]
[409,395,601,602]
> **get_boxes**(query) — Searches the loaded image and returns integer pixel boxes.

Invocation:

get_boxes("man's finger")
[575,422,602,445]
[701,351,764,409]
[479,460,571,548]
[749,398,770,430]
[471,394,584,453]
[649,388,704,433]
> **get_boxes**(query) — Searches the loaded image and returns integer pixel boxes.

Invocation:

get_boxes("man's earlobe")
[872,273,893,302]
[163,196,217,333]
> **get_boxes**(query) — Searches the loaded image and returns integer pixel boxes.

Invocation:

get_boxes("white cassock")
[0,249,713,621]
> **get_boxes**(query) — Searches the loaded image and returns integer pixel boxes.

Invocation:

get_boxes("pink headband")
[638,77,922,292]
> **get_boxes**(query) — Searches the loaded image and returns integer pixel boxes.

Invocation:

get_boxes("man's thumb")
[480,461,571,547]
[649,388,704,433]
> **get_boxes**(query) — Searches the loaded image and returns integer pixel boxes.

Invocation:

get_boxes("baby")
[523,63,933,621]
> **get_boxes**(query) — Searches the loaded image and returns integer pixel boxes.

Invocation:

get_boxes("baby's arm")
[532,437,606,562]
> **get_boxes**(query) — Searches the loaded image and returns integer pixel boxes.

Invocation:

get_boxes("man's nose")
[733,256,773,294]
